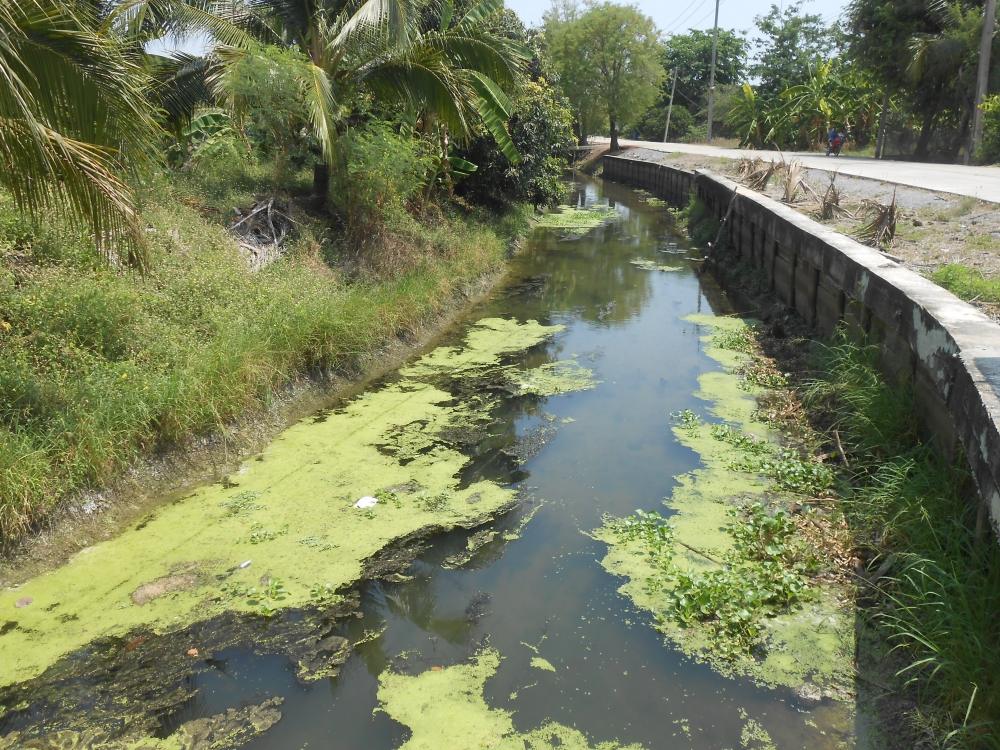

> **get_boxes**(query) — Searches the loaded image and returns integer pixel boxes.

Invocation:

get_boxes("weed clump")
[931,264,1000,306]
[685,195,719,248]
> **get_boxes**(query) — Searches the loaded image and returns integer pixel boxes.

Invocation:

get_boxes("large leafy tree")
[632,28,747,142]
[550,2,662,150]
[846,0,936,156]
[542,0,603,144]
[847,0,998,160]
[0,0,159,268]
[456,78,575,206]
[907,1,991,158]
[751,1,841,100]
[660,29,748,115]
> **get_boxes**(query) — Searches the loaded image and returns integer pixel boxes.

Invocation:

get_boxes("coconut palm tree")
[908,0,983,159]
[0,0,158,267]
[135,0,527,187]
[243,0,527,178]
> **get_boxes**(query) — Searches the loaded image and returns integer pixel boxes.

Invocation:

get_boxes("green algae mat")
[534,206,619,237]
[595,314,856,701]
[0,317,598,691]
[377,649,645,750]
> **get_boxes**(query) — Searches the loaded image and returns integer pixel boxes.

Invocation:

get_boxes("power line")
[664,0,710,35]
[664,0,705,31]
[689,0,727,31]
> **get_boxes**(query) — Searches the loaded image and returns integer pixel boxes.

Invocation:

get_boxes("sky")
[153,0,854,55]
[505,0,852,36]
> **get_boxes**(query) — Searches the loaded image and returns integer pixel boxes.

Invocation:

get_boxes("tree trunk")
[312,163,329,197]
[610,115,620,151]
[575,113,588,146]
[875,91,890,160]
[914,109,938,159]
[949,105,973,162]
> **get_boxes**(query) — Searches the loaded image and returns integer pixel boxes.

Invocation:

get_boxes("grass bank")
[802,335,1000,748]
[0,163,530,544]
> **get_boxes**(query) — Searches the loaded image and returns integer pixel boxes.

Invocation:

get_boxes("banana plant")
[727,83,771,149]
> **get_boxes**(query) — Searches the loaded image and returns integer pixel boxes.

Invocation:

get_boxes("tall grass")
[0,171,527,543]
[804,333,1000,747]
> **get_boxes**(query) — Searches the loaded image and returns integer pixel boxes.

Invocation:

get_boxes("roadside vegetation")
[544,0,1000,164]
[0,0,577,544]
[932,264,1000,306]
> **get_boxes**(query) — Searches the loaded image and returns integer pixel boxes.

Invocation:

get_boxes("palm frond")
[105,0,259,47]
[363,53,468,135]
[328,0,414,52]
[147,51,215,132]
[457,0,503,29]
[418,30,526,90]
[298,57,336,163]
[0,0,158,267]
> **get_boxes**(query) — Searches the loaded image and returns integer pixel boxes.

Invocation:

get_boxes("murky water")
[3,176,854,748]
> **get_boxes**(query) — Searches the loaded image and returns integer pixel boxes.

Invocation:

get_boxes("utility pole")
[969,0,998,163]
[706,0,721,143]
[664,68,678,142]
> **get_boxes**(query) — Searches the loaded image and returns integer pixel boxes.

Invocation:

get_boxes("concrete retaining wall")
[604,153,1000,535]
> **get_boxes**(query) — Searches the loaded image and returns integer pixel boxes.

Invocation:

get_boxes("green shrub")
[931,264,1000,305]
[330,122,435,239]
[456,78,576,208]
[222,45,321,181]
[630,103,694,141]
[975,94,1000,165]
[685,195,719,247]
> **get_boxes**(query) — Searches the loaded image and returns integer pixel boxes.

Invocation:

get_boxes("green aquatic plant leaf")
[595,314,854,697]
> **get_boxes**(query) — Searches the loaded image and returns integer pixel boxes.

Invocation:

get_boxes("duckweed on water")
[0,317,595,691]
[595,314,854,697]
[629,259,681,272]
[534,206,619,236]
[529,656,556,673]
[512,359,600,396]
[377,649,643,750]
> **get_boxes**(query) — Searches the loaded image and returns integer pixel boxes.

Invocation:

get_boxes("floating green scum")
[0,318,597,690]
[377,648,644,750]
[534,206,619,236]
[595,314,855,700]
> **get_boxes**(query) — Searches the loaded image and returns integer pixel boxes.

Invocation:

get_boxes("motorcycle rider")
[827,126,845,156]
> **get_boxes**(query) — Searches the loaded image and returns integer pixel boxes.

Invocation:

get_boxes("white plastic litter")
[354,496,379,509]
[239,560,252,569]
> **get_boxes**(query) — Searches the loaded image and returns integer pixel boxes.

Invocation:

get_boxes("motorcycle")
[826,135,844,157]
